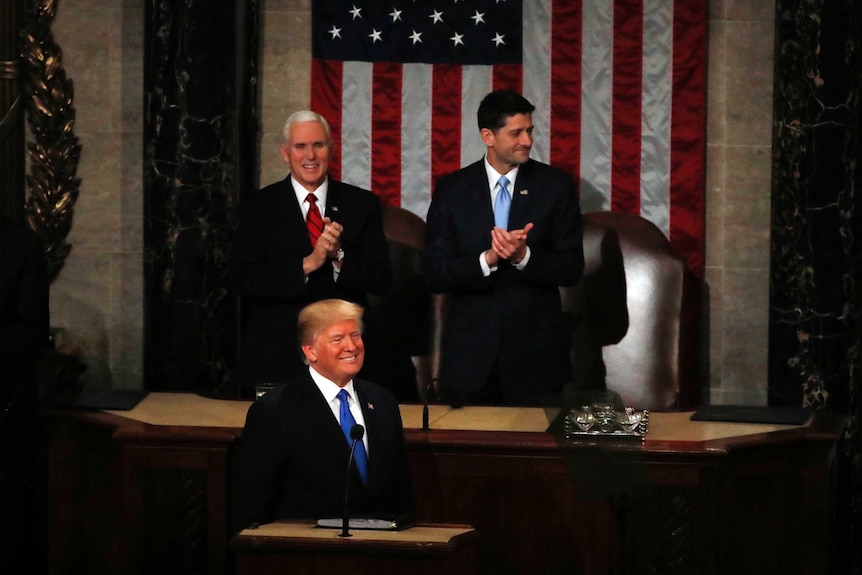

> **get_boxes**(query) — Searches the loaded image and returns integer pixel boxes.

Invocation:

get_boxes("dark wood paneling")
[45,409,842,575]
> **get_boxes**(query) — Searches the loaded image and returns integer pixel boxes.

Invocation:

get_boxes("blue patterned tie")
[494,175,511,229]
[337,389,368,484]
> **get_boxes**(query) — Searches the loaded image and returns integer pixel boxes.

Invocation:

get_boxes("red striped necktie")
[306,193,323,246]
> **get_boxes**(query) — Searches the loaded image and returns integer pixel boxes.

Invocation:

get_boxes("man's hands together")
[484,223,533,267]
[303,217,343,275]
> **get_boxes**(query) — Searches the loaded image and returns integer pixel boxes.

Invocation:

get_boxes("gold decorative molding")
[20,0,80,281]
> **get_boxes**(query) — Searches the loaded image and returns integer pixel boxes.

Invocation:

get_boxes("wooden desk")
[231,521,478,575]
[46,393,842,575]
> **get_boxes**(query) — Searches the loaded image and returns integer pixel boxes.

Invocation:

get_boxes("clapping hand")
[486,223,533,266]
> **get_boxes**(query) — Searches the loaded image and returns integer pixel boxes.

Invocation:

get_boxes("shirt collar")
[483,157,519,194]
[290,175,329,213]
[308,365,357,404]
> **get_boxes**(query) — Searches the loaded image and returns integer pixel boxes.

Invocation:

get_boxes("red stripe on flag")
[493,64,522,93]
[669,0,706,278]
[371,63,402,206]
[431,64,462,193]
[611,0,644,215]
[550,0,582,180]
[310,58,343,181]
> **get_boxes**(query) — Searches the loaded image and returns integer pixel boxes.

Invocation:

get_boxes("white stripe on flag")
[341,61,372,191]
[522,0,552,164]
[402,63,432,218]
[641,0,674,236]
[580,0,614,213]
[460,66,492,168]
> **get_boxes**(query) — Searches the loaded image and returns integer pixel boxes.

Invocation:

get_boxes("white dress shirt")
[308,366,369,454]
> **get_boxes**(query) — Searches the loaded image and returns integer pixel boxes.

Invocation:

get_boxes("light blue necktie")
[494,175,511,229]
[337,389,368,484]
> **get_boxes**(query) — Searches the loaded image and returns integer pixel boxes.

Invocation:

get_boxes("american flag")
[311,0,706,277]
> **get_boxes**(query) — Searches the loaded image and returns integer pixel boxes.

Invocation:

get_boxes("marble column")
[143,0,259,395]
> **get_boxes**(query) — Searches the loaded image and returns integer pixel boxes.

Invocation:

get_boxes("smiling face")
[301,319,365,387]
[281,120,331,192]
[481,112,534,174]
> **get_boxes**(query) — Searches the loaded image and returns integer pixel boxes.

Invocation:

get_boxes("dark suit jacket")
[0,220,49,412]
[422,159,584,405]
[231,372,414,533]
[232,176,397,391]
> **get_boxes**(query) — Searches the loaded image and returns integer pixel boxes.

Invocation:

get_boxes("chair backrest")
[562,211,695,411]
[370,204,441,400]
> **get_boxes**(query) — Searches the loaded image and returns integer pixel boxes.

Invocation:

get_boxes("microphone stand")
[340,424,365,537]
[422,378,438,432]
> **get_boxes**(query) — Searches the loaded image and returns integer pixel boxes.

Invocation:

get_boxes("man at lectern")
[231,299,414,533]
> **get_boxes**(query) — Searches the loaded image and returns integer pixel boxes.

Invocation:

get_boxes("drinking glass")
[618,406,644,432]
[592,402,617,433]
[573,405,596,432]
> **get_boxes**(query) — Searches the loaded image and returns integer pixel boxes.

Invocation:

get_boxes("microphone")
[340,423,365,537]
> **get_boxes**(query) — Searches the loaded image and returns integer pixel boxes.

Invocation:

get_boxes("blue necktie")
[494,175,511,229]
[337,389,368,484]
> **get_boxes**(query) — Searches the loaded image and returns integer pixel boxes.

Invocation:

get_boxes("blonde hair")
[297,299,365,347]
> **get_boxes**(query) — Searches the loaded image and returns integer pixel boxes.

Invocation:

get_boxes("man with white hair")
[232,111,416,400]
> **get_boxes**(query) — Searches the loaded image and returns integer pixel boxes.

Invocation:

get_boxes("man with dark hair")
[231,299,414,533]
[422,89,584,406]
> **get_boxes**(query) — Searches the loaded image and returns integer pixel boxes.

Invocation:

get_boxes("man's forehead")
[321,319,360,336]
[501,113,533,129]
[288,121,328,142]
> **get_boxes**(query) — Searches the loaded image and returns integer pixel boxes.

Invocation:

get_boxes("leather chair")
[562,211,697,411]
[368,205,442,401]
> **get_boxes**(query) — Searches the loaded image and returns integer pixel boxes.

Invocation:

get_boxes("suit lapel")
[354,380,380,485]
[465,161,495,231]
[509,160,534,230]
[325,180,344,223]
[279,176,313,251]
[296,371,352,458]
[281,176,305,222]
[355,380,376,441]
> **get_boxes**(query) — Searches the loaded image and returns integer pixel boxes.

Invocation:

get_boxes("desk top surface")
[104,392,809,443]
[234,521,475,545]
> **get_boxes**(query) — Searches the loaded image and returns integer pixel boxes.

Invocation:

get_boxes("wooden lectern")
[230,521,479,575]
